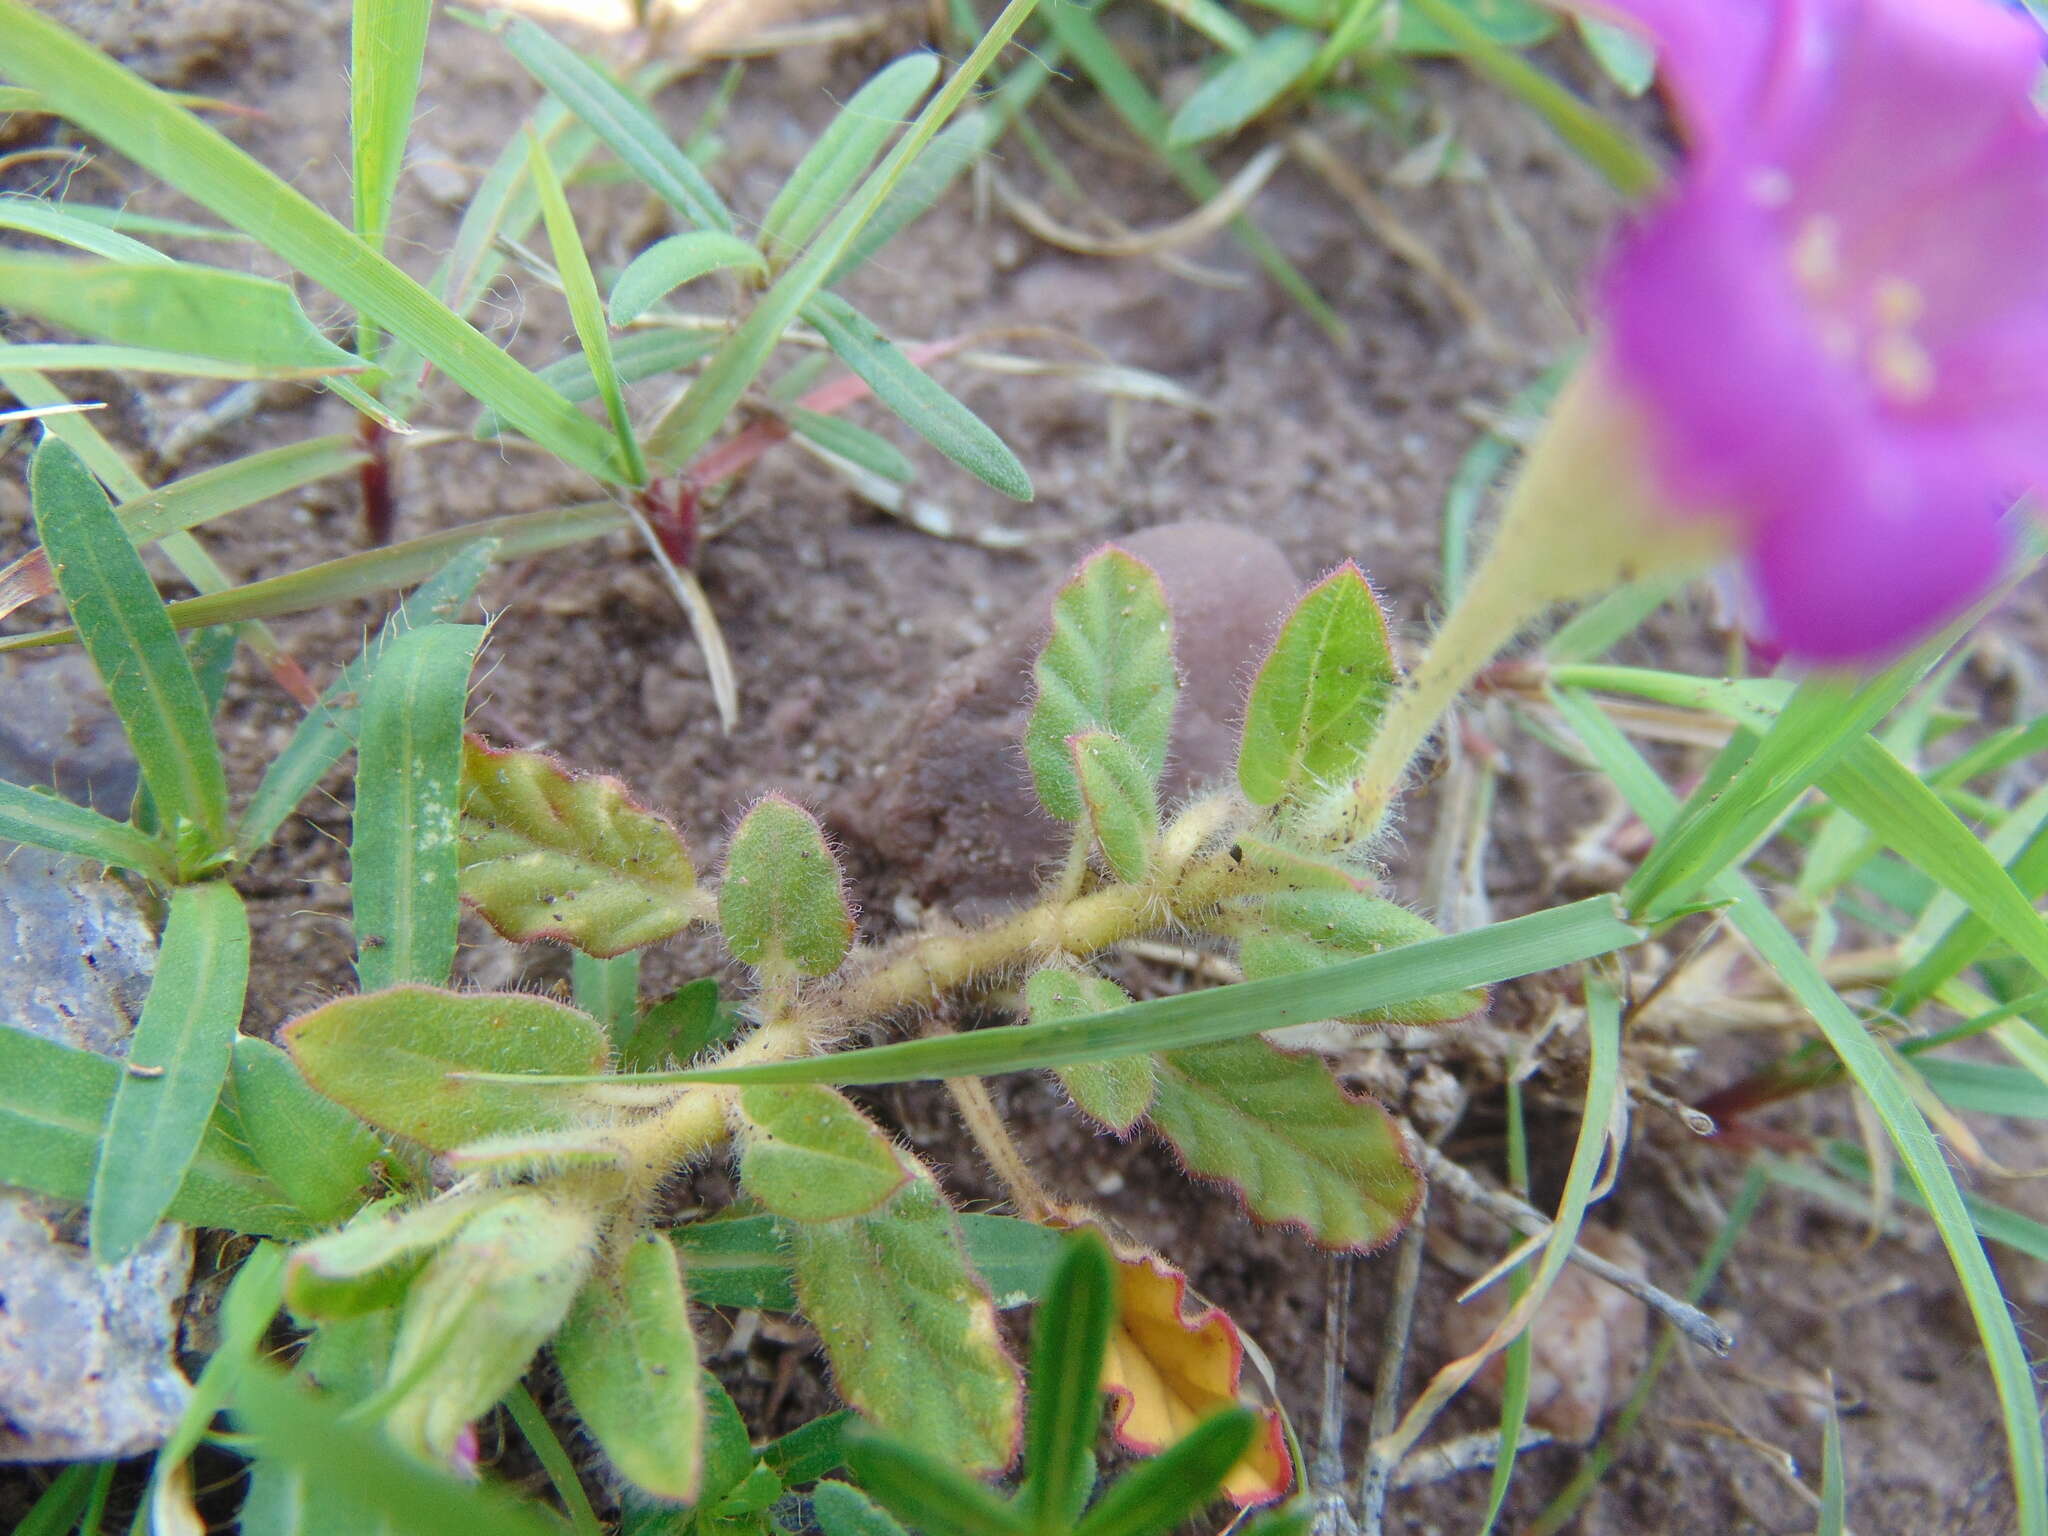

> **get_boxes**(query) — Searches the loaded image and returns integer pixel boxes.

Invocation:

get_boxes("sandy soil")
[4,2,2045,1531]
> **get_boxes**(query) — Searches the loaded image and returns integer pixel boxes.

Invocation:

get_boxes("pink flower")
[1581,0,2048,662]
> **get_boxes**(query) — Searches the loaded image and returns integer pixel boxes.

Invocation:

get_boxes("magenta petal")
[1745,470,2012,664]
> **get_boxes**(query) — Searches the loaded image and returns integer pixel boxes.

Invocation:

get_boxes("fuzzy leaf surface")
[761,53,940,260]
[1027,969,1155,1134]
[1237,891,1486,1025]
[459,735,699,957]
[1165,27,1320,148]
[229,1036,382,1229]
[1069,730,1158,884]
[557,1234,705,1503]
[1025,549,1178,822]
[1237,564,1397,808]
[1097,1241,1290,1509]
[284,1192,503,1321]
[282,985,608,1150]
[609,230,766,324]
[719,794,853,978]
[788,1158,1021,1472]
[1148,1037,1419,1251]
[740,1084,909,1222]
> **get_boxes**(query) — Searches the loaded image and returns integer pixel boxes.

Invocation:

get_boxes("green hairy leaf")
[788,1159,1022,1472]
[1237,563,1398,808]
[460,736,700,957]
[282,985,609,1150]
[621,977,739,1071]
[352,623,485,991]
[1027,969,1156,1134]
[284,1192,504,1321]
[739,1085,910,1222]
[1165,27,1320,147]
[90,881,251,1263]
[761,53,942,261]
[720,794,854,978]
[802,290,1033,501]
[1147,1037,1420,1250]
[0,253,362,377]
[789,408,917,484]
[813,1482,912,1536]
[31,435,228,873]
[1025,548,1179,822]
[557,1234,706,1503]
[0,779,174,882]
[1237,890,1488,1025]
[843,1435,1030,1536]
[609,229,767,324]
[827,109,1000,283]
[229,1036,383,1229]
[1018,1233,1117,1534]
[382,1192,598,1462]
[1070,730,1160,884]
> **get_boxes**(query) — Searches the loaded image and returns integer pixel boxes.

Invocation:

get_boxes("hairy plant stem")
[612,792,1260,1196]
[1307,364,1731,845]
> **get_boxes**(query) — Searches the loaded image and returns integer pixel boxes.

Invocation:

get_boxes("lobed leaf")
[557,1235,706,1503]
[1070,730,1159,884]
[788,1158,1022,1472]
[803,290,1032,501]
[90,881,251,1263]
[31,435,228,873]
[761,53,941,261]
[1024,548,1178,823]
[719,793,854,978]
[281,985,609,1150]
[351,623,484,990]
[1147,1037,1419,1250]
[1237,564,1398,808]
[1236,890,1487,1026]
[740,1085,911,1222]
[609,230,766,324]
[459,735,700,957]
[1026,969,1156,1135]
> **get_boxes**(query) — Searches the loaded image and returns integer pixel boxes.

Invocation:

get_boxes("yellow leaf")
[1097,1240,1291,1508]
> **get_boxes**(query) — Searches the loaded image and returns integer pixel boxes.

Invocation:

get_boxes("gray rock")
[850,522,1301,913]
[0,659,192,1462]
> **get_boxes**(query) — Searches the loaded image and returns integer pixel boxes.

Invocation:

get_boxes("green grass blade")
[642,0,1045,472]
[31,435,229,872]
[0,253,361,374]
[1018,1233,1115,1533]
[1039,1,1345,346]
[760,52,940,263]
[1165,27,1319,148]
[827,109,1000,283]
[475,327,721,437]
[238,541,496,853]
[505,1383,606,1536]
[0,503,629,652]
[1478,1075,1534,1535]
[0,780,174,881]
[1554,687,2048,1534]
[526,133,647,483]
[1823,1143,2048,1263]
[351,622,485,990]
[608,230,765,324]
[1889,784,2048,1016]
[88,880,251,1262]
[1401,0,1660,195]
[1822,738,2048,989]
[147,1242,286,1519]
[506,897,1642,1087]
[0,343,356,381]
[351,0,432,257]
[0,0,627,481]
[16,1463,96,1536]
[0,192,171,261]
[498,15,733,233]
[0,1024,298,1236]
[1623,659,1927,921]
[803,291,1031,499]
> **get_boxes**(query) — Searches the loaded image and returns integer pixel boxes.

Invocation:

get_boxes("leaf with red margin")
[1146,1037,1421,1250]
[1095,1237,1291,1509]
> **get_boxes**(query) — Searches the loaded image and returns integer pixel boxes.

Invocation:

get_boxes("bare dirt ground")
[5,1,2047,1531]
